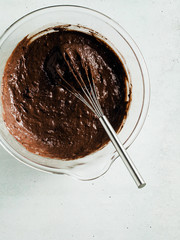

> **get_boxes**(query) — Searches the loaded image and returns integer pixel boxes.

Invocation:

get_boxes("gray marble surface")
[0,0,179,239]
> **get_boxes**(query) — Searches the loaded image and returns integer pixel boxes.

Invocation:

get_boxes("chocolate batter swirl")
[2,28,130,159]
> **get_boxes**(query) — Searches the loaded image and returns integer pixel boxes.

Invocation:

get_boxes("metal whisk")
[54,51,146,189]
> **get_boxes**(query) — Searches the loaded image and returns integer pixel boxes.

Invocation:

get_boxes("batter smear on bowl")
[2,27,130,160]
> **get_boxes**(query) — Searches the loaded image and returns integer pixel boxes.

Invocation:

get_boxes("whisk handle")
[99,115,146,189]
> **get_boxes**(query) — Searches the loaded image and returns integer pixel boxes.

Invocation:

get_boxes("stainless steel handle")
[99,115,146,189]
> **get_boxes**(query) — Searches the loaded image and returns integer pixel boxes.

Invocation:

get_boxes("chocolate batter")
[2,27,130,160]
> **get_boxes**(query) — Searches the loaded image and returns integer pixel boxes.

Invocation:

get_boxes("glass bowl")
[0,5,150,180]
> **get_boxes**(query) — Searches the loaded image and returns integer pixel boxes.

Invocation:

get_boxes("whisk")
[49,49,146,188]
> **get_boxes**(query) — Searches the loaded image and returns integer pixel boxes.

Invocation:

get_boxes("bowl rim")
[0,4,150,179]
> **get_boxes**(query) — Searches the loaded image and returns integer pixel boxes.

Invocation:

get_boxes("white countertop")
[0,0,180,239]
